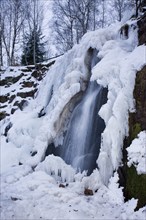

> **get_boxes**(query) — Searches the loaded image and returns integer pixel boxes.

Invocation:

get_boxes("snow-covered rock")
[127,131,146,174]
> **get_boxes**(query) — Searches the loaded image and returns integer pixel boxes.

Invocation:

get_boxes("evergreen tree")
[21,27,46,65]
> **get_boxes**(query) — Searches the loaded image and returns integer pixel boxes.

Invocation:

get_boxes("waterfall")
[61,81,107,174]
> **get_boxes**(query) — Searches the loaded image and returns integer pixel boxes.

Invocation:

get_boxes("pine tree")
[21,27,46,65]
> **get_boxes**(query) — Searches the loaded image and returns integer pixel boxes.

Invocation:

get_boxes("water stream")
[61,81,107,174]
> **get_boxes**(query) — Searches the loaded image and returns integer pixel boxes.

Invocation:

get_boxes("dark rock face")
[125,66,146,208]
[138,7,146,45]
[122,66,146,209]
[120,11,146,209]
[129,66,146,133]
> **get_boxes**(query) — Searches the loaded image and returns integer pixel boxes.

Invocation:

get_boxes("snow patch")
[127,131,146,174]
[35,155,76,182]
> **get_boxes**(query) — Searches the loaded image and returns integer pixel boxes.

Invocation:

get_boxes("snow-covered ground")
[1,14,146,219]
[1,156,146,220]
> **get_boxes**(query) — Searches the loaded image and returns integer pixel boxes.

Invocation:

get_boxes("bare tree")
[110,0,135,21]
[135,0,142,16]
[52,0,100,53]
[52,0,75,52]
[0,0,3,67]
[1,0,27,66]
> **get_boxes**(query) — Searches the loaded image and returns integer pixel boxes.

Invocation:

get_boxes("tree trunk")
[33,0,36,67]
[0,13,3,67]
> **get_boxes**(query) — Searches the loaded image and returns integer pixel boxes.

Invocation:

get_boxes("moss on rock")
[131,123,141,141]
[125,165,146,210]
[121,65,146,209]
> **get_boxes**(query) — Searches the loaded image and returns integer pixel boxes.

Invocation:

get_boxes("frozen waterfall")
[59,49,107,174]
[61,81,107,174]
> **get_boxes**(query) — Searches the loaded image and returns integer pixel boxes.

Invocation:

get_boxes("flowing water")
[61,81,107,174]
[60,49,107,174]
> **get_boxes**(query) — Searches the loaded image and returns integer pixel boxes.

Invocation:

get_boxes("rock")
[21,68,30,72]
[13,100,28,110]
[137,11,146,45]
[84,188,93,196]
[11,197,22,201]
[0,111,9,120]
[17,89,37,98]
[32,70,43,81]
[121,65,146,210]
[4,122,12,136]
[0,74,23,86]
[0,95,9,103]
[38,108,46,118]
[9,95,16,103]
[11,108,17,114]
[0,104,7,109]
[59,184,66,188]
[120,24,129,39]
[21,81,37,88]
[31,151,37,157]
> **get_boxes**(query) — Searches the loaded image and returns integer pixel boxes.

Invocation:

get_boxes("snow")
[0,136,21,174]
[92,33,146,184]
[35,155,76,182]
[127,131,146,174]
[1,164,146,219]
[1,15,146,219]
[0,66,38,120]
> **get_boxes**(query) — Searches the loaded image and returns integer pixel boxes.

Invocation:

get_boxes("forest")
[0,0,140,66]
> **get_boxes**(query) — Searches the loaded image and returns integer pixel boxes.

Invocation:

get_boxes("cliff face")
[121,9,146,209]
[123,65,146,209]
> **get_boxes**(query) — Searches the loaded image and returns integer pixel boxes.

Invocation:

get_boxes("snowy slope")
[1,14,146,219]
